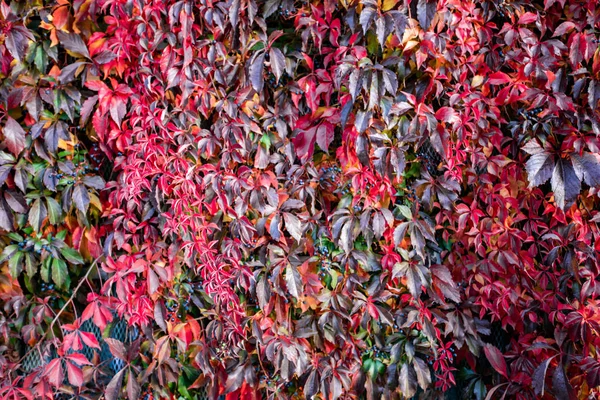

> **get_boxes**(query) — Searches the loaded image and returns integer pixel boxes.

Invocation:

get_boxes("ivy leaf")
[393,261,431,298]
[551,158,580,210]
[581,357,600,388]
[256,275,271,311]
[283,212,303,242]
[0,197,14,231]
[552,364,572,400]
[105,368,125,400]
[45,358,64,388]
[5,26,32,62]
[46,197,62,225]
[532,357,554,396]
[28,198,47,232]
[524,143,555,187]
[269,47,286,82]
[413,358,431,389]
[249,52,265,92]
[417,0,436,30]
[315,122,334,154]
[225,365,244,393]
[431,264,460,302]
[359,6,376,34]
[5,190,27,213]
[60,247,84,265]
[304,370,318,397]
[483,343,508,378]
[126,371,141,400]
[354,110,371,134]
[571,152,600,187]
[3,117,26,156]
[83,175,106,190]
[80,95,98,127]
[56,31,91,59]
[105,338,127,361]
[51,257,68,288]
[73,184,90,213]
[285,264,303,299]
[8,251,23,278]
[66,362,83,387]
[399,363,417,398]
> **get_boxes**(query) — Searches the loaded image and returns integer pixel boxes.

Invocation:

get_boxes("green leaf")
[8,251,24,278]
[0,244,19,262]
[178,375,193,400]
[7,233,23,242]
[51,257,68,288]
[34,43,48,72]
[46,197,62,225]
[56,229,67,241]
[60,247,84,264]
[25,252,36,277]
[40,258,50,282]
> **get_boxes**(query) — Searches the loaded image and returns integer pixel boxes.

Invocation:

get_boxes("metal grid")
[21,319,508,400]
[19,316,137,375]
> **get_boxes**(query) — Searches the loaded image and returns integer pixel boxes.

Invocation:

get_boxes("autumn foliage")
[1,0,600,399]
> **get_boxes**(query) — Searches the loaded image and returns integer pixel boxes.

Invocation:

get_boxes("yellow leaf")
[471,75,484,88]
[89,192,102,211]
[382,0,398,11]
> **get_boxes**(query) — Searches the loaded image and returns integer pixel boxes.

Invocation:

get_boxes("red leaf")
[44,358,63,387]
[484,344,508,378]
[435,107,457,123]
[487,72,511,85]
[66,362,83,386]
[80,331,100,349]
[518,12,537,25]
[66,352,92,366]
[552,21,576,37]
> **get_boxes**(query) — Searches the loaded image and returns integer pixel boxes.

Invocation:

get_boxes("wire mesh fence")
[19,317,509,400]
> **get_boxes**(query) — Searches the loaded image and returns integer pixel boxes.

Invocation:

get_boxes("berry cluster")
[277,4,293,18]
[165,296,191,321]
[520,107,543,120]
[318,165,341,185]
[363,345,389,360]
[39,282,55,292]
[417,141,443,177]
[315,245,332,279]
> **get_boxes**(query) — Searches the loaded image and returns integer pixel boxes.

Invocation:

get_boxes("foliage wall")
[1,0,600,399]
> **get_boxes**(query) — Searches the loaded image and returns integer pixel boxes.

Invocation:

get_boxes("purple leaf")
[73,183,90,213]
[0,197,14,231]
[551,158,580,209]
[532,357,554,396]
[249,52,265,92]
[552,365,572,400]
[285,264,303,299]
[28,198,47,232]
[417,0,437,30]
[269,47,286,81]
[3,117,26,156]
[571,152,600,187]
[57,31,91,59]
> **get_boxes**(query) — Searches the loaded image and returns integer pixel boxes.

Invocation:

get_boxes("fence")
[19,318,509,400]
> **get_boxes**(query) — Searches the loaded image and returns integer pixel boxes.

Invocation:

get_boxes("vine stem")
[10,256,103,373]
